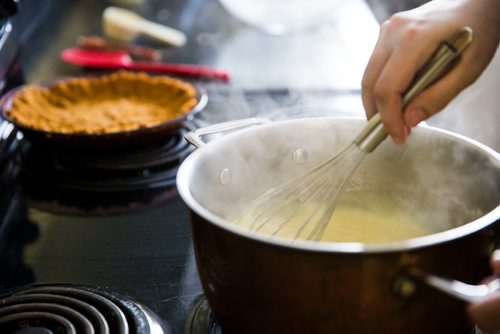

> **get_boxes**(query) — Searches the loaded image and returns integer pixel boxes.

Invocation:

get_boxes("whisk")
[235,27,474,241]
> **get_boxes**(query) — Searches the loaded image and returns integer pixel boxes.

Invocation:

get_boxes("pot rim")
[177,117,500,254]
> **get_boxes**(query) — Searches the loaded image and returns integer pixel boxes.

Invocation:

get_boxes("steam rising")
[187,117,499,241]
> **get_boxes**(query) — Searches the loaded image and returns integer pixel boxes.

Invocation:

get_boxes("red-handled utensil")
[60,47,230,81]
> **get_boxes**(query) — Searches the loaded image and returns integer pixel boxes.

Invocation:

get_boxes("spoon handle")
[127,61,231,81]
[138,20,187,47]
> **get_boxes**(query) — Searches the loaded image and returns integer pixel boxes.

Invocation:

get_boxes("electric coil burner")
[0,283,168,334]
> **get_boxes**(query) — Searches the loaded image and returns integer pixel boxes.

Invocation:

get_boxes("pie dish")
[0,71,205,149]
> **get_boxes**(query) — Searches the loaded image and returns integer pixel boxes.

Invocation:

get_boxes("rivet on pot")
[292,148,309,165]
[393,274,418,298]
[219,168,231,185]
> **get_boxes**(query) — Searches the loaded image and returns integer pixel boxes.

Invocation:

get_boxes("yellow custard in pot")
[235,196,434,243]
[318,204,431,243]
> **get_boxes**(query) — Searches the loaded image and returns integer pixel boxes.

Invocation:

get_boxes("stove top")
[0,88,364,334]
[0,184,202,333]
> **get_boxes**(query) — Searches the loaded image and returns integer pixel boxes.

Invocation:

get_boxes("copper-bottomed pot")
[177,117,500,334]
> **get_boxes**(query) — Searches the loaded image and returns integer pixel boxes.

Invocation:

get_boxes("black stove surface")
[0,187,201,333]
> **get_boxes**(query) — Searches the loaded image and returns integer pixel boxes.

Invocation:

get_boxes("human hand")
[361,0,500,144]
[468,249,500,332]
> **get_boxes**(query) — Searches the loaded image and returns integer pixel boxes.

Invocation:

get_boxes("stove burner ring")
[21,124,195,194]
[0,284,167,334]
[184,295,220,334]
[184,295,485,334]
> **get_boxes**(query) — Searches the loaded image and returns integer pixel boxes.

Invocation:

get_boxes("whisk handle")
[354,26,474,153]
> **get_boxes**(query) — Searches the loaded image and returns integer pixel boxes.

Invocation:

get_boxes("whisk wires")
[235,143,365,241]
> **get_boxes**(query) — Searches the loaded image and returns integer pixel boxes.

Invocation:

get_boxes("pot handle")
[394,270,500,303]
[185,118,273,148]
